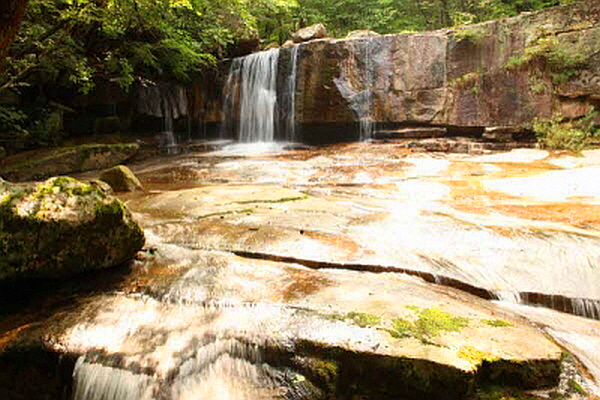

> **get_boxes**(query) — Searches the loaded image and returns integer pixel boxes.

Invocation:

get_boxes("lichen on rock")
[0,176,145,280]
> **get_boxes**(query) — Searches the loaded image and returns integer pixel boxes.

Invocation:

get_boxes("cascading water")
[359,39,375,141]
[286,45,300,142]
[236,49,280,143]
[333,37,376,142]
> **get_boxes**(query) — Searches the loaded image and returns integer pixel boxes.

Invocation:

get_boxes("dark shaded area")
[0,347,77,400]
[0,262,134,339]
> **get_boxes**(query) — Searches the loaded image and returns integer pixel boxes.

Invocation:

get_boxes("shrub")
[534,110,598,151]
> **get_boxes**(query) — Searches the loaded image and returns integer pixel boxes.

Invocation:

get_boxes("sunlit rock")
[99,165,144,193]
[293,24,327,43]
[0,176,144,280]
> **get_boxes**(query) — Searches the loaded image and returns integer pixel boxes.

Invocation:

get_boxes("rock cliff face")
[295,3,599,129]
[202,2,600,143]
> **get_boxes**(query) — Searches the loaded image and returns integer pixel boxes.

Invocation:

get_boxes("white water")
[287,45,300,142]
[360,39,374,141]
[72,358,154,400]
[236,49,280,143]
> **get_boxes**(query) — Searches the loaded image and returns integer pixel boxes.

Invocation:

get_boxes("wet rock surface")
[2,142,600,399]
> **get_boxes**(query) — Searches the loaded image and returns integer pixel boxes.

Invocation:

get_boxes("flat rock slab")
[125,145,600,311]
[0,143,139,182]
[46,247,562,392]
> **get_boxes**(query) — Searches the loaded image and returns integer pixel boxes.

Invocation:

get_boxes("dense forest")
[0,0,574,150]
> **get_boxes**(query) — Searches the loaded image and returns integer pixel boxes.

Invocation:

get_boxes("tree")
[0,0,29,72]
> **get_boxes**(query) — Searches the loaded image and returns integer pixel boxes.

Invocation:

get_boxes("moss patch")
[387,307,470,344]
[483,319,513,328]
[458,346,500,366]
[328,311,382,328]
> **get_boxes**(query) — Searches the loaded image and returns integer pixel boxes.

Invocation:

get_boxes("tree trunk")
[0,0,29,73]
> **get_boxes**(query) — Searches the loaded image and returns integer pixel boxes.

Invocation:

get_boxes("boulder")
[99,165,144,193]
[0,176,145,280]
[346,30,381,39]
[0,143,139,182]
[282,40,295,48]
[293,24,327,43]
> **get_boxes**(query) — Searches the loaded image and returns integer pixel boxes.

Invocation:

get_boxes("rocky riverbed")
[1,140,600,399]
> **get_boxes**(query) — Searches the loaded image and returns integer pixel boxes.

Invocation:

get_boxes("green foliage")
[1,0,258,96]
[0,106,28,134]
[534,109,598,151]
[294,0,559,38]
[454,27,486,43]
[388,307,470,344]
[506,34,587,74]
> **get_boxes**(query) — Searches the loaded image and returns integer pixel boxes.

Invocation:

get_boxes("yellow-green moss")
[327,311,382,328]
[388,307,470,343]
[483,319,512,328]
[457,345,500,366]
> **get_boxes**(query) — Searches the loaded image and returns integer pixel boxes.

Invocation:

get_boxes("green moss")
[345,312,381,327]
[327,311,382,328]
[387,307,470,344]
[95,198,126,217]
[476,385,533,400]
[505,35,587,75]
[483,319,512,328]
[568,379,587,396]
[531,82,547,94]
[34,177,99,200]
[389,317,414,339]
[457,345,500,366]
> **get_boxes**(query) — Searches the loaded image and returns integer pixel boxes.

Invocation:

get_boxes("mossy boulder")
[0,143,139,182]
[0,176,145,280]
[99,165,144,193]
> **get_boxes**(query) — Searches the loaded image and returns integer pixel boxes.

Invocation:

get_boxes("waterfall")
[333,38,376,142]
[359,39,375,141]
[236,49,280,143]
[287,45,300,142]
[72,357,154,400]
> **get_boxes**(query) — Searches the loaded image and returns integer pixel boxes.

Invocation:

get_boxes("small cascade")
[333,38,376,141]
[359,39,375,141]
[236,49,280,143]
[573,298,600,320]
[72,357,154,400]
[286,45,300,142]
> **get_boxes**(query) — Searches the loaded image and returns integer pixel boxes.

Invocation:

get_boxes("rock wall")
[197,2,600,143]
[292,3,600,130]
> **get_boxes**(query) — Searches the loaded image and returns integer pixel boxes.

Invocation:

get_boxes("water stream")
[234,49,280,143]
[286,45,300,143]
